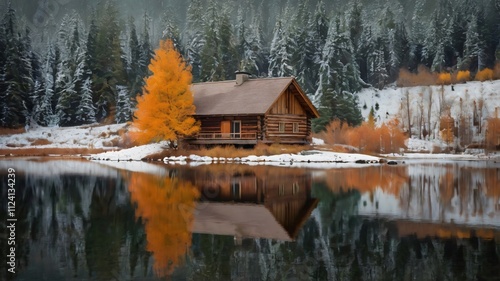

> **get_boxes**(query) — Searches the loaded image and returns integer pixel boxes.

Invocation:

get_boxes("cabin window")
[279,122,285,133]
[232,121,241,138]
[293,123,299,133]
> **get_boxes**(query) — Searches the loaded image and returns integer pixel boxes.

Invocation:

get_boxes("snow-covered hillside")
[358,80,500,143]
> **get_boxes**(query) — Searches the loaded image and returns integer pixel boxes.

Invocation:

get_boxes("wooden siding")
[197,115,260,137]
[268,87,306,115]
[264,114,310,143]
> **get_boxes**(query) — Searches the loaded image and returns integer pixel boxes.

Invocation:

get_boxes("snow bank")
[162,150,382,168]
[0,123,127,149]
[89,141,168,161]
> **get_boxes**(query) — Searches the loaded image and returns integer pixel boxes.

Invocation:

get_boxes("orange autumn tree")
[130,39,200,145]
[128,172,200,277]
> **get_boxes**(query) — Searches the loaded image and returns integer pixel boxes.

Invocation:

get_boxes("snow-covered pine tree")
[54,13,85,126]
[371,47,389,89]
[76,77,96,124]
[291,0,315,94]
[0,6,32,127]
[139,12,154,80]
[313,16,362,131]
[464,13,484,71]
[161,13,183,54]
[246,13,266,76]
[268,20,293,77]
[185,0,205,82]
[408,0,427,71]
[217,11,238,80]
[115,85,132,123]
[127,16,143,102]
[36,44,59,126]
[200,0,220,81]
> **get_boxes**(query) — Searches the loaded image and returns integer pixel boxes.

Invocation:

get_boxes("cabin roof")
[191,77,319,117]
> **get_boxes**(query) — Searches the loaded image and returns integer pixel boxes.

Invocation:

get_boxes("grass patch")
[0,127,25,135]
[0,147,110,157]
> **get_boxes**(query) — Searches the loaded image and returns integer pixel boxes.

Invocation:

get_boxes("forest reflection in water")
[0,159,499,280]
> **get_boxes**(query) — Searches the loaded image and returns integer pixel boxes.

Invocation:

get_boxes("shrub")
[438,72,452,85]
[319,118,406,153]
[455,70,471,83]
[397,65,437,87]
[494,62,500,80]
[475,68,494,81]
[485,116,500,150]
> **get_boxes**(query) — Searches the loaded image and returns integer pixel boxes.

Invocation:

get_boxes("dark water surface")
[1,159,499,280]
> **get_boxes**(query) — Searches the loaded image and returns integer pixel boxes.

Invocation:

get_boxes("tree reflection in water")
[1,159,499,280]
[128,172,200,277]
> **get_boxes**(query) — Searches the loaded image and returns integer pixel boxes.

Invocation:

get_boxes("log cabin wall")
[264,114,309,143]
[197,115,262,139]
[264,84,311,144]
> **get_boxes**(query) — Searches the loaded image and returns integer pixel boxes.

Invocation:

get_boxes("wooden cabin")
[187,72,319,146]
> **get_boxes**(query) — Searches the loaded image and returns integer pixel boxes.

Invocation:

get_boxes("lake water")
[1,158,499,280]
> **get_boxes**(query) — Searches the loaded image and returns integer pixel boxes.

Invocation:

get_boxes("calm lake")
[1,158,499,280]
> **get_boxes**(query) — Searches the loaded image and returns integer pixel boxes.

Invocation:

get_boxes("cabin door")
[221,121,231,138]
[231,121,241,139]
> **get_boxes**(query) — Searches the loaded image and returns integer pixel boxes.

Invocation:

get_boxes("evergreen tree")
[313,17,363,132]
[127,16,143,100]
[76,77,96,124]
[216,11,238,80]
[245,13,266,76]
[464,14,483,71]
[291,0,315,94]
[408,0,426,71]
[200,0,219,81]
[161,13,183,54]
[139,12,153,78]
[185,0,205,82]
[268,20,293,77]
[115,85,132,123]
[54,13,85,126]
[37,44,58,126]
[85,10,98,78]
[0,6,32,127]
[88,1,128,122]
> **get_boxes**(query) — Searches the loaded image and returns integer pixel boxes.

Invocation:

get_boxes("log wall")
[264,114,310,143]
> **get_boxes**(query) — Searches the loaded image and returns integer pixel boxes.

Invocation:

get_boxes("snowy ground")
[0,123,128,149]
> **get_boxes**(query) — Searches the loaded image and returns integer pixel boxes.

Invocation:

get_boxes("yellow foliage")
[494,62,500,79]
[486,116,500,150]
[128,173,200,277]
[321,118,406,153]
[130,39,200,145]
[475,68,494,81]
[438,72,451,85]
[320,119,350,145]
[455,70,470,83]
[397,65,437,87]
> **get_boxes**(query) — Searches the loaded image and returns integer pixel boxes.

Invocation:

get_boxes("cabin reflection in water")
[189,165,318,242]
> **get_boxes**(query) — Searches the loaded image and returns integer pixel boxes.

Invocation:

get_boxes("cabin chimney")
[235,71,251,85]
